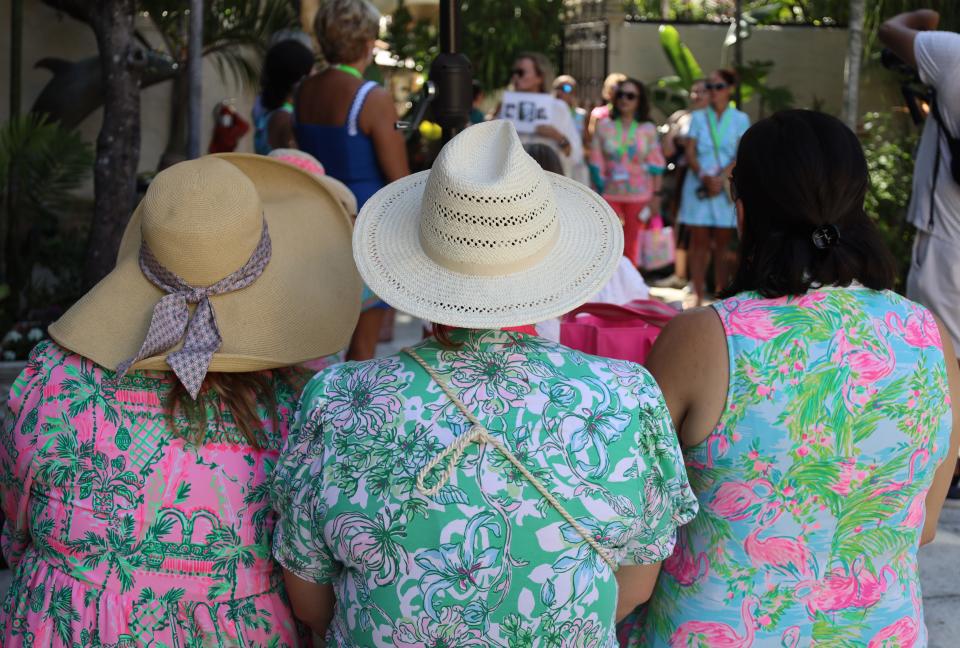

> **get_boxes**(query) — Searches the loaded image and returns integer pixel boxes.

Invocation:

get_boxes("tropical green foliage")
[0,114,92,326]
[138,0,299,89]
[623,0,960,30]
[650,26,793,118]
[387,0,566,92]
[861,111,919,289]
[659,25,703,89]
[384,0,438,72]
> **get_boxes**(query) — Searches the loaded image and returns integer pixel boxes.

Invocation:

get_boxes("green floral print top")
[271,329,698,647]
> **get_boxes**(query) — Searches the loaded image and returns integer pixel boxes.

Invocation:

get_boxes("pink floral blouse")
[0,341,308,647]
[589,118,665,203]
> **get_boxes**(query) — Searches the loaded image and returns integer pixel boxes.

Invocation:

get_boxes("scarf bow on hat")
[115,222,272,398]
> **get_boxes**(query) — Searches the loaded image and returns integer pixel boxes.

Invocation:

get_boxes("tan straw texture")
[353,120,624,328]
[50,154,362,372]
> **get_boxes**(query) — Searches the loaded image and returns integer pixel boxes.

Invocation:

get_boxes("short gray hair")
[315,0,380,64]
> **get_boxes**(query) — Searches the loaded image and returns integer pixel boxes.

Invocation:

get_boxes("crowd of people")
[1,0,959,646]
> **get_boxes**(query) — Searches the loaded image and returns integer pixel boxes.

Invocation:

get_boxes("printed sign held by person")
[498,91,554,133]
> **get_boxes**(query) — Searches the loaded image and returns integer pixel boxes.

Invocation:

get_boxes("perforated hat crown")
[418,123,560,276]
[353,120,624,329]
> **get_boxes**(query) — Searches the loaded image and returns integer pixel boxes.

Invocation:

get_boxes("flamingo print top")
[631,287,951,647]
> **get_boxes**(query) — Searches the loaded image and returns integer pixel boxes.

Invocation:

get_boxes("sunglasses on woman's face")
[559,83,574,94]
[511,68,527,78]
[706,82,729,91]
[616,91,638,101]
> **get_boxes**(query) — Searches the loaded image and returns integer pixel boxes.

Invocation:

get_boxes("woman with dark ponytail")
[623,110,960,646]
[254,39,315,154]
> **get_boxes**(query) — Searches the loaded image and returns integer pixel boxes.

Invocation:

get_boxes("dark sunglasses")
[706,82,729,91]
[559,83,574,93]
[615,91,639,101]
[511,68,527,78]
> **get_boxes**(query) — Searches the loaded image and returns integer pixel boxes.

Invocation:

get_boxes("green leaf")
[175,482,191,504]
[430,484,469,505]
[659,25,703,89]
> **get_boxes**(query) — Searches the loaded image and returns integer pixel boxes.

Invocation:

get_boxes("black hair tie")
[811,224,840,250]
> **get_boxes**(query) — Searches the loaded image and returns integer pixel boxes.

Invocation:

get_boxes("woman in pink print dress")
[624,110,960,646]
[0,155,360,646]
[589,78,665,267]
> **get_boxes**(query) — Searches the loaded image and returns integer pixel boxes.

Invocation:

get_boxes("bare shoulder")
[645,306,727,393]
[651,306,726,359]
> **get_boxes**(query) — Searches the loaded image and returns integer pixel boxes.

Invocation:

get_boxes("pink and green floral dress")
[0,341,307,647]
[271,329,698,647]
[627,287,952,647]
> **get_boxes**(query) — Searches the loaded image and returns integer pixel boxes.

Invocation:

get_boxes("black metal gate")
[561,19,609,109]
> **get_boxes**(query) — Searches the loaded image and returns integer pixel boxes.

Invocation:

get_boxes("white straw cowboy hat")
[353,120,624,328]
[50,154,361,394]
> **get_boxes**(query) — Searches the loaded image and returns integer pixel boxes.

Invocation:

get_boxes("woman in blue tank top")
[296,0,410,360]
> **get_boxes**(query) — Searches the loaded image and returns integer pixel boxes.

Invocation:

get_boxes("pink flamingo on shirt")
[711,479,774,521]
[796,556,897,617]
[904,488,929,528]
[867,583,922,648]
[780,626,801,648]
[687,434,730,470]
[669,595,760,648]
[663,534,710,586]
[718,300,789,341]
[886,306,942,349]
[744,504,815,578]
[831,320,896,411]
[869,449,930,499]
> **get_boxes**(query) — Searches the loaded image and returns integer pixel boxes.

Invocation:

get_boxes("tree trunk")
[842,0,866,131]
[82,0,144,288]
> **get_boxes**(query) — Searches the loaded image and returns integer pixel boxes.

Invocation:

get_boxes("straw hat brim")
[49,153,362,372]
[353,170,624,329]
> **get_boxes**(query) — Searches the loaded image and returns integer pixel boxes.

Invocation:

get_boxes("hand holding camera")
[696,174,725,199]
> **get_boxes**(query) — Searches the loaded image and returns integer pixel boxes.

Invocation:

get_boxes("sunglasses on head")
[615,91,638,101]
[511,68,527,78]
[559,83,574,93]
[706,82,729,91]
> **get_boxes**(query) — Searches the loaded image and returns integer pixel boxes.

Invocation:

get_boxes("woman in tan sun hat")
[0,154,359,646]
[270,120,698,645]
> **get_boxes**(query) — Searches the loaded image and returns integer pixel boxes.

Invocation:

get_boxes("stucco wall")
[608,21,851,120]
[0,0,256,183]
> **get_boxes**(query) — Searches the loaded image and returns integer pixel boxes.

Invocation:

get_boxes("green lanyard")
[706,106,733,154]
[614,119,638,160]
[332,63,363,79]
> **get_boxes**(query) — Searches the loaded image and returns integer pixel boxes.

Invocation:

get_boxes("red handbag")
[559,299,679,364]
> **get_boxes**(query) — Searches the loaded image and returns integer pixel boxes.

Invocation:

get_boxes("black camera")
[881,47,934,126]
[695,184,710,200]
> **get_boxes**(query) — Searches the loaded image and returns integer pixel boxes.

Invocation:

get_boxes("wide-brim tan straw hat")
[353,120,624,328]
[50,153,362,373]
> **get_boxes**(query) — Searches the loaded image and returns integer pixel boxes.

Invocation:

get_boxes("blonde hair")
[315,0,380,64]
[516,52,554,94]
[602,73,627,102]
[552,74,577,91]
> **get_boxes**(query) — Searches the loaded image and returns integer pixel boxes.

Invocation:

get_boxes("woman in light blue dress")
[679,69,750,304]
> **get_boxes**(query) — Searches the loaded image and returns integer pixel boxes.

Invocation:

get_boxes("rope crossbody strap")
[403,347,616,570]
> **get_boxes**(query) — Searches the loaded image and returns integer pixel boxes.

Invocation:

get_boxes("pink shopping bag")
[559,299,679,364]
[640,214,676,271]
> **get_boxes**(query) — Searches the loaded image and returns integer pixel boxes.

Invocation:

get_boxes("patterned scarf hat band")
[115,221,272,398]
